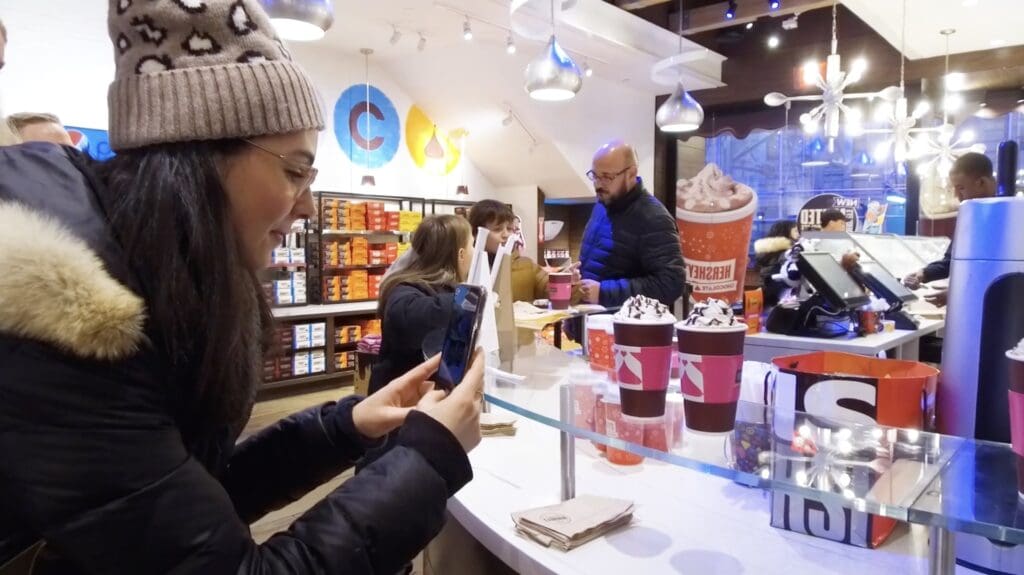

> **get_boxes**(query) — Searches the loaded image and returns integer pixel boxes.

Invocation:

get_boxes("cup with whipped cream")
[612,295,677,418]
[1006,338,1024,499]
[676,163,758,305]
[676,298,748,433]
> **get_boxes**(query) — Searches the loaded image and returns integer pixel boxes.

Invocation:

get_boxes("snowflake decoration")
[914,124,986,183]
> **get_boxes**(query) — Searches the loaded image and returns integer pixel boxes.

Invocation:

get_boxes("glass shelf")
[484,329,1024,549]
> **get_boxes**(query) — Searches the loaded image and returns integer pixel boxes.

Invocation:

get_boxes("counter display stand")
[461,325,1022,574]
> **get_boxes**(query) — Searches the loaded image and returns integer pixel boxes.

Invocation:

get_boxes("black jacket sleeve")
[222,396,383,523]
[920,244,952,283]
[599,207,685,307]
[0,343,472,575]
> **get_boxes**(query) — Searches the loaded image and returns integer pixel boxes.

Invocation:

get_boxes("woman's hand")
[351,355,447,440]
[569,262,582,285]
[418,349,485,453]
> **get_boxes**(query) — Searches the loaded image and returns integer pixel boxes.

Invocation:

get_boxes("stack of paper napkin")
[480,413,517,437]
[512,495,634,551]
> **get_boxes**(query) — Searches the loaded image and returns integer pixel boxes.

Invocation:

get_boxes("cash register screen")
[859,262,918,304]
[798,252,871,309]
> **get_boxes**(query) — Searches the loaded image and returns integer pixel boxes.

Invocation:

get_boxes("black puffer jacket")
[579,182,685,307]
[753,236,793,306]
[0,144,472,574]
[369,283,456,395]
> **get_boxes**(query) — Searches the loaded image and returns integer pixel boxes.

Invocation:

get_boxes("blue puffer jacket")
[579,181,685,307]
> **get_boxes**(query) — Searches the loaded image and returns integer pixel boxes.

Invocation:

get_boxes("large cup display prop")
[676,163,757,305]
[612,296,677,419]
[1007,342,1024,499]
[675,299,747,433]
[770,351,939,549]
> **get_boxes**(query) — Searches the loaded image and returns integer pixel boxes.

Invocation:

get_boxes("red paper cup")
[548,272,572,310]
[594,394,607,453]
[572,383,598,434]
[676,322,746,433]
[587,315,616,372]
[642,416,671,453]
[604,398,644,465]
[613,318,675,418]
[1007,350,1024,499]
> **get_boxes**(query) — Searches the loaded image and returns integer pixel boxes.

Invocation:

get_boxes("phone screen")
[436,284,486,389]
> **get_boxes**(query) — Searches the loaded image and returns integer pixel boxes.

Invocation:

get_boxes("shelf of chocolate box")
[263,321,328,384]
[333,319,381,371]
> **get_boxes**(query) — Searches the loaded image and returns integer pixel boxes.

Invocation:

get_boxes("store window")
[703,109,1024,245]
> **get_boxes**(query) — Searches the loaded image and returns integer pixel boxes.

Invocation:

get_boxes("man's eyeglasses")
[585,166,631,184]
[243,139,318,195]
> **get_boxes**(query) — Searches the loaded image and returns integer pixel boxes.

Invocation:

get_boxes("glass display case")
[897,236,951,267]
[848,233,928,281]
[482,325,1024,573]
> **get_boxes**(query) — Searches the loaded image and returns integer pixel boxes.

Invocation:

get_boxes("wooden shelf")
[267,262,307,268]
[271,301,377,319]
[322,264,389,271]
[321,229,410,236]
[261,370,352,391]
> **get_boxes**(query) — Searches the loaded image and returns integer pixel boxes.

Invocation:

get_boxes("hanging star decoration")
[914,124,986,181]
[864,0,943,164]
[764,0,899,143]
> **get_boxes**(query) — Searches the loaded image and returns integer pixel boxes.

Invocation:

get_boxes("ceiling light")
[502,110,514,127]
[886,193,907,204]
[782,15,799,30]
[525,35,582,101]
[745,22,754,30]
[361,175,376,189]
[959,129,975,143]
[260,0,334,42]
[360,48,376,188]
[944,93,964,112]
[725,0,737,20]
[506,33,517,54]
[463,17,473,41]
[944,72,967,91]
[766,35,780,49]
[389,26,402,46]
[769,0,781,10]
[456,185,469,195]
[656,81,704,132]
[583,61,593,77]
[425,125,445,159]
[417,33,426,52]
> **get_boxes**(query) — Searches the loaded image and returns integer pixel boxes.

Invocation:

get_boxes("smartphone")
[435,283,487,389]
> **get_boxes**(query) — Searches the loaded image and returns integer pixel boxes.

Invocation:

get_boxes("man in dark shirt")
[903,152,997,306]
[578,140,685,307]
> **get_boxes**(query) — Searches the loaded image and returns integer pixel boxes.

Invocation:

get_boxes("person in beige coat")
[468,200,582,304]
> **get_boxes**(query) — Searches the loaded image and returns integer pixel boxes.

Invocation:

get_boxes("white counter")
[744,318,944,363]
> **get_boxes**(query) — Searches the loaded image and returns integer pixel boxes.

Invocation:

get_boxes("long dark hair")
[767,220,797,239]
[378,214,471,318]
[97,140,271,440]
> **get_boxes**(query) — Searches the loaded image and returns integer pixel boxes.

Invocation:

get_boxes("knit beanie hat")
[107,0,324,151]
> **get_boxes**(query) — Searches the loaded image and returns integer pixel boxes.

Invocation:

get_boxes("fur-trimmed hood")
[0,144,145,361]
[754,236,793,255]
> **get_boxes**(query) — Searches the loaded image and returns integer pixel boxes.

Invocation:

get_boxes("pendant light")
[524,0,582,101]
[656,0,704,132]
[360,49,375,189]
[260,0,334,42]
[424,125,445,159]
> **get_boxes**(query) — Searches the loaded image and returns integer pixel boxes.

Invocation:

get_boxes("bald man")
[578,141,685,307]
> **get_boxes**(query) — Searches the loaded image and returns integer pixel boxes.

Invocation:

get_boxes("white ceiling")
[843,0,1024,60]
[306,0,726,198]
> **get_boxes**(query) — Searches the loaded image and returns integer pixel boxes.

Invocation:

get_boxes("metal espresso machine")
[939,147,1024,572]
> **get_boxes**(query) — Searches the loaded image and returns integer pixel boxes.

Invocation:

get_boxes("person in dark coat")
[369,215,474,395]
[0,2,483,573]
[579,140,685,307]
[753,220,799,307]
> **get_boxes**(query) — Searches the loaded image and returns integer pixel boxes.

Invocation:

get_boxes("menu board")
[898,236,951,265]
[849,233,927,280]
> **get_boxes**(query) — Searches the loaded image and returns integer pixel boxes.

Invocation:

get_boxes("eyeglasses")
[585,166,631,184]
[243,139,318,195]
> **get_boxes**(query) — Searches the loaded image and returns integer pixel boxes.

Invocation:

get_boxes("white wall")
[0,0,498,203]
